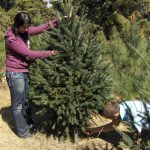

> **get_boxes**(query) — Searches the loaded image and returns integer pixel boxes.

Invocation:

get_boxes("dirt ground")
[0,79,126,150]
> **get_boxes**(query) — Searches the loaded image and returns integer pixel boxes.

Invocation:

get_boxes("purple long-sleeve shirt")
[5,23,53,72]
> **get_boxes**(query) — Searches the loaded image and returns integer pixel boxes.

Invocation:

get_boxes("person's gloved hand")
[83,128,93,135]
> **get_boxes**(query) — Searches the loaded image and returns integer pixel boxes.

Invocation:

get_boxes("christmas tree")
[30,0,112,138]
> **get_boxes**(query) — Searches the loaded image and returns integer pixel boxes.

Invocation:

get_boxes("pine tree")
[101,19,150,99]
[119,20,150,99]
[75,0,149,38]
[30,1,112,138]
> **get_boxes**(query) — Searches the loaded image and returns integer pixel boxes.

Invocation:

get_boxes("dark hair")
[102,101,120,118]
[13,12,31,35]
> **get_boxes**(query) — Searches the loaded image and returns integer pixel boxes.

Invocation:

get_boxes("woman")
[5,12,58,138]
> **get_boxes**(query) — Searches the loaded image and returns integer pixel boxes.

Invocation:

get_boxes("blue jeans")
[6,71,33,137]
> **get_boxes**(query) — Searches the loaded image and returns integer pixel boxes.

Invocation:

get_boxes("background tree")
[97,19,150,99]
[74,0,149,39]
[30,1,112,138]
[0,0,15,10]
[73,0,150,99]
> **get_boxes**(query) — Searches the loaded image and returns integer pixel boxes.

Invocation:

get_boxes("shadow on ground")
[82,131,122,146]
[0,104,57,138]
[0,105,45,137]
[0,106,16,134]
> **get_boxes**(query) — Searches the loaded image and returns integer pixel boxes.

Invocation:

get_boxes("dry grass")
[76,138,116,150]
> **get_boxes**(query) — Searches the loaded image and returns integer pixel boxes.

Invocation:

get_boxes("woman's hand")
[60,16,68,20]
[49,20,58,29]
[51,50,59,55]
